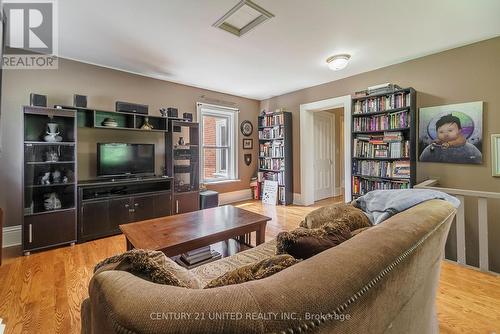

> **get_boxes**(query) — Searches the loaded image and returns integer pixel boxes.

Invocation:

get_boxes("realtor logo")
[2,0,58,69]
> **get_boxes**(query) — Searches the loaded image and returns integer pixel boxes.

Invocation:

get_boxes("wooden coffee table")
[119,205,271,257]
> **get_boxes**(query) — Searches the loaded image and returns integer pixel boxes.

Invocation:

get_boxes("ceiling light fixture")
[326,54,351,71]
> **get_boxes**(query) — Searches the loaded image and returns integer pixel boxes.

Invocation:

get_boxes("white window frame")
[197,102,239,183]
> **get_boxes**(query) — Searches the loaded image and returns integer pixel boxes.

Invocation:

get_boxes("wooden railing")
[415,179,500,273]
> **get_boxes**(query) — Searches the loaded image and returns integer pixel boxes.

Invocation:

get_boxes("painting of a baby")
[419,102,483,164]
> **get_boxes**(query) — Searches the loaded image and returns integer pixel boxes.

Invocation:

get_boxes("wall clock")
[240,120,253,137]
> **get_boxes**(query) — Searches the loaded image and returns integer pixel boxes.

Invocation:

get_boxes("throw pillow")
[276,222,351,259]
[94,249,202,288]
[300,203,371,231]
[204,254,300,289]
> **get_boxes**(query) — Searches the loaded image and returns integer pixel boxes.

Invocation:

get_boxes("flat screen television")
[97,143,155,177]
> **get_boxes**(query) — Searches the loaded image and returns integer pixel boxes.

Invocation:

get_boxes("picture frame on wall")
[492,134,500,177]
[418,101,483,164]
[243,138,253,149]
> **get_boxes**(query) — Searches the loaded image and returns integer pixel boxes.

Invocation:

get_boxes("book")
[182,246,211,257]
[176,250,222,269]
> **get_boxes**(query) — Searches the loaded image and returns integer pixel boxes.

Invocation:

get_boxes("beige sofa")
[81,200,456,334]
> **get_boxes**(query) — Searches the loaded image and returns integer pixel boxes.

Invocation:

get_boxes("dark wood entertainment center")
[22,105,200,254]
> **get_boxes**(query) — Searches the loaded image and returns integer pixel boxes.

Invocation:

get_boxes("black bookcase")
[23,106,78,254]
[258,111,293,205]
[350,88,417,199]
[165,120,200,214]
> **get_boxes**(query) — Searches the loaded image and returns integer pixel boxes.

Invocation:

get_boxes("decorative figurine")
[178,136,185,145]
[40,172,51,185]
[44,193,62,211]
[43,122,63,142]
[52,170,62,183]
[45,148,60,162]
[140,117,154,130]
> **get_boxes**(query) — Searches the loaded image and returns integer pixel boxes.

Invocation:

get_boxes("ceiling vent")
[213,0,274,37]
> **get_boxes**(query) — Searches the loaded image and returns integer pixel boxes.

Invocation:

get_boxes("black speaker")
[74,94,87,108]
[167,107,178,118]
[116,101,149,115]
[183,112,193,122]
[200,190,219,209]
[30,93,47,107]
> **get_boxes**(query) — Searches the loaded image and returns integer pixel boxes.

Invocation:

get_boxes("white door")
[313,112,335,201]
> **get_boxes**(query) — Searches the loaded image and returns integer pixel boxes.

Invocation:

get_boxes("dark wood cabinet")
[78,178,173,242]
[109,197,132,233]
[131,195,157,221]
[81,200,110,239]
[173,191,200,215]
[23,209,76,251]
[23,106,78,255]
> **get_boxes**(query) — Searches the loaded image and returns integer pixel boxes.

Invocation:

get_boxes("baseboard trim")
[219,189,253,205]
[3,225,22,248]
[293,193,305,206]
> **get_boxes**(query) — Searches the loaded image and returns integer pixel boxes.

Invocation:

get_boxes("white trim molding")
[218,189,253,205]
[300,95,352,206]
[2,225,22,248]
[293,193,305,206]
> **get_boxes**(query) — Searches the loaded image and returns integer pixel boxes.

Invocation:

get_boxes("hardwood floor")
[0,197,498,333]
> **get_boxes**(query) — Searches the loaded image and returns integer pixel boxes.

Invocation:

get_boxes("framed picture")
[492,134,500,177]
[419,101,483,164]
[243,138,253,149]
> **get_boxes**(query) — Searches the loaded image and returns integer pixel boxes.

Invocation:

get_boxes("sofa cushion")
[352,226,371,236]
[94,249,202,288]
[204,254,300,288]
[300,203,371,230]
[276,221,351,259]
[190,239,277,287]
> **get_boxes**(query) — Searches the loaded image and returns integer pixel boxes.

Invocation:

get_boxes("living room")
[0,1,499,333]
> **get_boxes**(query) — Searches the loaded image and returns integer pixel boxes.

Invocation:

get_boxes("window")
[198,103,238,183]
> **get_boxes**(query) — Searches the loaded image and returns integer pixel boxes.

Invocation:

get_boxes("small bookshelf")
[257,110,293,205]
[351,88,417,199]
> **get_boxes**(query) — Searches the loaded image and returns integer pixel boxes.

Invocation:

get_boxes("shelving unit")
[74,107,170,132]
[23,106,78,254]
[351,88,417,199]
[165,120,200,214]
[257,111,293,205]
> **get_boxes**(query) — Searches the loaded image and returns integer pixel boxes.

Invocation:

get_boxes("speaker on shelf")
[167,107,178,118]
[73,94,87,108]
[116,101,149,115]
[30,93,47,107]
[183,112,193,122]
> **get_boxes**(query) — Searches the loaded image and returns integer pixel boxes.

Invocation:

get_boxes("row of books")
[353,139,410,158]
[353,92,411,114]
[257,171,285,186]
[353,111,410,132]
[259,157,284,170]
[259,142,284,157]
[352,176,410,196]
[353,160,411,179]
[259,113,286,127]
[259,127,284,140]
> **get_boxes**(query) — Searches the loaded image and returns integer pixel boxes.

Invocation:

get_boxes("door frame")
[313,110,335,201]
[299,95,351,205]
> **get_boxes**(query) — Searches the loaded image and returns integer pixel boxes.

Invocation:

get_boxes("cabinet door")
[24,209,76,251]
[132,195,156,221]
[80,201,110,240]
[154,192,172,217]
[173,191,200,215]
[109,198,133,232]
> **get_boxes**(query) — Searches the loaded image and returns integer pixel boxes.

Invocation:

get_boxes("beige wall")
[0,58,260,228]
[261,36,500,271]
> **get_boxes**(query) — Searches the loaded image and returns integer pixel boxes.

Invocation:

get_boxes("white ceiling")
[58,0,500,100]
